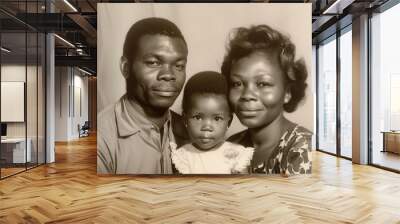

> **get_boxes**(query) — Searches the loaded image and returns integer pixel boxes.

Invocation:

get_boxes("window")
[317,24,353,159]
[339,27,352,158]
[370,2,400,171]
[317,35,337,155]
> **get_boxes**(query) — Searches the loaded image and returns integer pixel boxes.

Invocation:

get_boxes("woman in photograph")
[221,24,312,175]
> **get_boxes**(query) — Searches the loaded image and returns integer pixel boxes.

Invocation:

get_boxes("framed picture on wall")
[1,81,25,122]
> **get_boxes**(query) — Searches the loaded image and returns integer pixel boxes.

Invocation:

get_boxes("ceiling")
[0,0,392,75]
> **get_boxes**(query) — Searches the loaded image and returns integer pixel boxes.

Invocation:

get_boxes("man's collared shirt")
[97,95,178,174]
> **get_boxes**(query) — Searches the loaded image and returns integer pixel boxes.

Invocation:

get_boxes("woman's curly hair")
[221,25,308,113]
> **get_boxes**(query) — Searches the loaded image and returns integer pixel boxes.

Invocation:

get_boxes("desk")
[1,138,31,163]
[382,131,400,154]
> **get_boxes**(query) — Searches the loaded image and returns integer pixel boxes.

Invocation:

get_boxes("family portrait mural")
[97,3,313,175]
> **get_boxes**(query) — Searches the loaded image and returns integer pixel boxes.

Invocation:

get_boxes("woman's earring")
[284,92,291,104]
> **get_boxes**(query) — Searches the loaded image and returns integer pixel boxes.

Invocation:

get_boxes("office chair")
[79,121,90,138]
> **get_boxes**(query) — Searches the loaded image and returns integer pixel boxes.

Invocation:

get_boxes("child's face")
[228,51,290,129]
[185,94,231,150]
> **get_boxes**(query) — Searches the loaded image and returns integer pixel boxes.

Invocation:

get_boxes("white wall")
[55,67,89,141]
[98,3,314,135]
[55,67,69,141]
[71,73,89,138]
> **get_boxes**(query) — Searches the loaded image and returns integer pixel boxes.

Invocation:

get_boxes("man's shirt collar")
[115,95,171,137]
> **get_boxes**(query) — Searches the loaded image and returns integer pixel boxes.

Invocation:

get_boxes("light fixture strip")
[77,67,93,76]
[1,47,11,53]
[54,34,75,48]
[322,0,342,15]
[63,0,78,12]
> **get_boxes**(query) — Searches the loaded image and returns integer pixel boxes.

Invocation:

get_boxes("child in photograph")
[170,71,254,174]
[221,25,312,175]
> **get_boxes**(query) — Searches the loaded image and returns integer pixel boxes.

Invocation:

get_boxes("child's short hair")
[182,71,230,113]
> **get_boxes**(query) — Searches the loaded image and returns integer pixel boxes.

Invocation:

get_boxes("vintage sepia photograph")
[97,3,313,175]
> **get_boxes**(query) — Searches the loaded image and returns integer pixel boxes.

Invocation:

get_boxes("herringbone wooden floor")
[1,134,400,224]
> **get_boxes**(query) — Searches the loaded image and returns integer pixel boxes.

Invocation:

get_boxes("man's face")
[129,34,188,112]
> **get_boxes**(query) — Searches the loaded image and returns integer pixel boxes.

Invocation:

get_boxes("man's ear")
[120,56,129,79]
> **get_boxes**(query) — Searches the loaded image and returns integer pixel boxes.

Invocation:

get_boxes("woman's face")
[228,51,290,129]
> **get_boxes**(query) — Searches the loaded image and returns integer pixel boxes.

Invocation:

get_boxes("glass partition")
[27,31,38,169]
[0,1,46,179]
[1,31,28,177]
[38,32,45,165]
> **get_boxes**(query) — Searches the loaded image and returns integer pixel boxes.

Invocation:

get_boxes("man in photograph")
[97,17,188,174]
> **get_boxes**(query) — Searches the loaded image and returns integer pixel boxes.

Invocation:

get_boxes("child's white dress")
[170,141,254,174]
